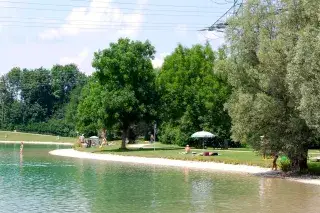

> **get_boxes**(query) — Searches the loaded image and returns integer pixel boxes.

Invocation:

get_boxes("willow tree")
[224,0,315,171]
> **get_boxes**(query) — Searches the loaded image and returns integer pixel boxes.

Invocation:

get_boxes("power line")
[200,0,243,32]
[1,5,226,17]
[2,0,232,9]
[1,2,231,14]
[1,23,201,32]
[0,20,211,28]
[0,16,219,26]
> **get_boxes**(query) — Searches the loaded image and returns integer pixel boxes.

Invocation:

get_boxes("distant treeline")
[0,64,87,137]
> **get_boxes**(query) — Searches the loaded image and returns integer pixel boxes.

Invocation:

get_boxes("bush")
[72,141,82,149]
[159,124,178,144]
[15,119,75,137]
[279,156,291,172]
[159,124,190,146]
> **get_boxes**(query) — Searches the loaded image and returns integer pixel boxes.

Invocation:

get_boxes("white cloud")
[152,52,169,68]
[60,48,89,68]
[39,0,147,40]
[118,13,143,37]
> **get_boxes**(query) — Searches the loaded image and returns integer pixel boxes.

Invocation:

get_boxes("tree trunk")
[290,147,308,173]
[121,127,129,149]
[101,128,106,139]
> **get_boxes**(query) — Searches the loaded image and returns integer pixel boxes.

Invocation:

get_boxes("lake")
[0,143,319,213]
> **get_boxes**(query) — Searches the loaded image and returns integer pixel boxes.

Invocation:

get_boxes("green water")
[0,144,319,213]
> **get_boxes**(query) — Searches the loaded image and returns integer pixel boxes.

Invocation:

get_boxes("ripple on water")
[1,144,320,213]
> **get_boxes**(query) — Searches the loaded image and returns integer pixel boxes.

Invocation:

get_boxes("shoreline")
[49,149,320,186]
[0,141,73,146]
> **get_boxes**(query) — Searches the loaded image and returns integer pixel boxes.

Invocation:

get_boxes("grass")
[308,162,320,175]
[77,142,320,171]
[0,131,76,143]
[77,142,273,167]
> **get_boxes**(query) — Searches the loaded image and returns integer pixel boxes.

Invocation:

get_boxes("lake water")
[0,144,319,213]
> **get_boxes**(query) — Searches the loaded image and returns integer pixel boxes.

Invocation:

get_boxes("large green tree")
[85,38,157,149]
[157,43,231,146]
[224,0,315,171]
[286,1,320,133]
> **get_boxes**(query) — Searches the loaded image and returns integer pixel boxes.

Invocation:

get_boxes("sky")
[0,0,234,75]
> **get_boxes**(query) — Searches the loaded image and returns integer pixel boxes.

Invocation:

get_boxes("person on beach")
[185,145,191,154]
[79,134,85,143]
[20,141,24,154]
[272,152,279,170]
[99,137,108,148]
[150,134,154,143]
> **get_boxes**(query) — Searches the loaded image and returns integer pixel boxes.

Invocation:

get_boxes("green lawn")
[78,142,273,167]
[0,131,76,143]
[77,142,320,173]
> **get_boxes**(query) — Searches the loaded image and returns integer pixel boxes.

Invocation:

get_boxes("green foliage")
[157,43,232,146]
[76,79,103,136]
[159,124,189,146]
[77,38,158,148]
[15,119,75,137]
[224,0,315,171]
[0,64,87,137]
[279,157,291,172]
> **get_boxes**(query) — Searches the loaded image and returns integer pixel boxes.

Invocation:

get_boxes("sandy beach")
[49,149,320,185]
[0,141,73,146]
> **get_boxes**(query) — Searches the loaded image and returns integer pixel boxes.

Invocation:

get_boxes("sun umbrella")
[191,131,215,150]
[191,131,215,138]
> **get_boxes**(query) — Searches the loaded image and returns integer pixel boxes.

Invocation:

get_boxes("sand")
[49,149,320,186]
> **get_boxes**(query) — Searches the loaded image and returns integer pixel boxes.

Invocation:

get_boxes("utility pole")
[200,0,243,32]
[153,122,157,151]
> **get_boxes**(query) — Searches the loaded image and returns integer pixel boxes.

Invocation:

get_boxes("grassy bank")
[77,142,273,168]
[76,142,320,174]
[0,131,76,143]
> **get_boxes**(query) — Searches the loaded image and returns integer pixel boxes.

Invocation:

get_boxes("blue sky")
[0,0,234,75]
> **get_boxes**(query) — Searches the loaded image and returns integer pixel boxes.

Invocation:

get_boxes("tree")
[51,64,87,121]
[76,79,104,136]
[157,43,232,146]
[20,68,54,122]
[91,38,157,149]
[287,25,320,132]
[51,64,86,105]
[224,0,314,171]
[0,64,87,136]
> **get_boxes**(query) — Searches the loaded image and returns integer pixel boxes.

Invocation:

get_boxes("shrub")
[159,124,190,146]
[279,156,291,172]
[159,124,178,144]
[72,141,82,149]
[15,119,75,137]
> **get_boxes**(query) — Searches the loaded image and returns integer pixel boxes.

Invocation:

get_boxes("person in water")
[20,141,24,154]
[272,152,279,170]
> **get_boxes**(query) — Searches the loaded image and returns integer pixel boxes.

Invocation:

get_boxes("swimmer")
[20,141,24,154]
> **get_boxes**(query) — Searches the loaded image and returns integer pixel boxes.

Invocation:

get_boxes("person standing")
[185,145,191,154]
[79,134,85,143]
[20,141,24,154]
[272,152,279,170]
[150,134,154,143]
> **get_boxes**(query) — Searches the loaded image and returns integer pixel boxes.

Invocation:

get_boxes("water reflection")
[191,178,214,213]
[19,152,23,171]
[184,167,189,183]
[1,144,320,213]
